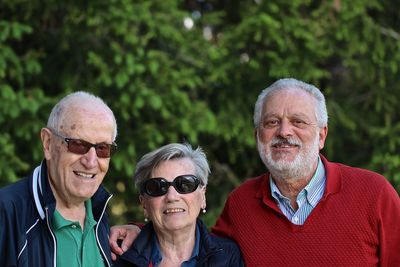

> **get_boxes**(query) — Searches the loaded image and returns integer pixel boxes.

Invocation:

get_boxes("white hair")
[47,91,117,141]
[254,78,328,129]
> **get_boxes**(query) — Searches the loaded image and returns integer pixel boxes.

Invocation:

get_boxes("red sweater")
[212,156,400,266]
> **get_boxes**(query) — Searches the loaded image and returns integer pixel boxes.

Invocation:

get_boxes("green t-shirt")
[51,199,105,267]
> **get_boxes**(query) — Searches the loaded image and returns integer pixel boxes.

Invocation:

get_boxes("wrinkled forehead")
[263,88,318,118]
[151,158,196,179]
[59,102,115,132]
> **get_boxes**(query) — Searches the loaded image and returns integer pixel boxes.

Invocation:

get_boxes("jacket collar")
[30,160,112,221]
[196,218,220,255]
[118,222,154,265]
[119,219,221,265]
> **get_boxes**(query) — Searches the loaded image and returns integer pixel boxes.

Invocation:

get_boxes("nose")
[164,185,180,201]
[81,147,98,168]
[277,119,293,138]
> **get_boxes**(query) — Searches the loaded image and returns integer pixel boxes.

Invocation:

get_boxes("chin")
[165,220,194,230]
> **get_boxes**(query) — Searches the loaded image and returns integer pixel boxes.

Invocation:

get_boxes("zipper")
[45,194,113,267]
[45,207,57,267]
[95,194,113,267]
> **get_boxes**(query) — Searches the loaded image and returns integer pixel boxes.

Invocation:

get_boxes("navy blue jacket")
[0,161,113,267]
[114,219,244,267]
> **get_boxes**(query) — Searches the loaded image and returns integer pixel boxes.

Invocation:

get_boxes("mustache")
[270,137,301,146]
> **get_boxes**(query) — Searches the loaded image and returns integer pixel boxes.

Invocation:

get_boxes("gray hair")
[134,143,210,191]
[253,78,328,128]
[47,91,118,141]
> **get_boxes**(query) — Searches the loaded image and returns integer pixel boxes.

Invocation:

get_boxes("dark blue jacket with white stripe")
[114,219,244,267]
[0,160,113,267]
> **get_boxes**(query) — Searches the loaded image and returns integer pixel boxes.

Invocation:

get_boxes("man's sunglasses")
[50,129,117,158]
[140,175,201,197]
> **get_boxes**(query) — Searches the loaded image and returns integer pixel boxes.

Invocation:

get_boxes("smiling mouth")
[164,208,185,214]
[273,143,297,148]
[74,171,95,179]
[272,138,301,148]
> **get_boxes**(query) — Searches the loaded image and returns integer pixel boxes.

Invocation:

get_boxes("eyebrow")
[263,112,311,119]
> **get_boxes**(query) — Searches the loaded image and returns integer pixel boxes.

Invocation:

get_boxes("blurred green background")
[1,0,399,227]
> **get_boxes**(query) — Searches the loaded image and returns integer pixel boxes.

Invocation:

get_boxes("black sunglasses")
[141,175,201,197]
[50,129,117,158]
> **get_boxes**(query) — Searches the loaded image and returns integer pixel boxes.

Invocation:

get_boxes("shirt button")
[71,225,77,229]
[293,216,299,222]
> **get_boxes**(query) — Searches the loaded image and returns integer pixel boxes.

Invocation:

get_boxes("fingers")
[109,226,127,257]
[110,238,124,256]
[111,251,118,262]
[120,225,141,252]
[109,224,141,258]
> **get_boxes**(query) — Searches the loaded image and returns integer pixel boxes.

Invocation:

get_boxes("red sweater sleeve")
[376,180,400,266]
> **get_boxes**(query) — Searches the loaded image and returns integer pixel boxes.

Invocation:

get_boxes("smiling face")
[256,88,327,181]
[41,100,115,208]
[140,158,206,235]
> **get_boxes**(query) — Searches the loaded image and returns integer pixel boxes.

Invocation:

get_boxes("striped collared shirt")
[270,156,326,225]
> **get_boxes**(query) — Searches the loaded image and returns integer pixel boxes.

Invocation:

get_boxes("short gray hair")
[134,143,210,191]
[47,91,118,141]
[253,78,328,129]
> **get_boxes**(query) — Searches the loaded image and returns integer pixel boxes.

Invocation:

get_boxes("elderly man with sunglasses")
[0,91,117,267]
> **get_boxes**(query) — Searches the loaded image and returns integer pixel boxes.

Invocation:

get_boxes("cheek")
[98,159,110,173]
[256,134,270,151]
[49,144,62,162]
[258,128,275,143]
[50,153,71,176]
[145,199,161,214]
[190,193,205,210]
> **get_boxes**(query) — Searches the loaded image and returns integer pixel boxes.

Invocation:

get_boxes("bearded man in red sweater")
[210,78,400,266]
[110,78,400,266]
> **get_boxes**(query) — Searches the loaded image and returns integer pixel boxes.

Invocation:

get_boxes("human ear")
[318,126,328,150]
[41,128,53,160]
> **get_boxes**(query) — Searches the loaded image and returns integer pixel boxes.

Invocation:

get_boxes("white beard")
[257,133,320,181]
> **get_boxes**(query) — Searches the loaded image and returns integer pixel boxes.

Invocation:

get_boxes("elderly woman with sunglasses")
[114,143,244,267]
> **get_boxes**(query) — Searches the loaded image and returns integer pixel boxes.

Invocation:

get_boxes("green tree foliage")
[0,0,399,226]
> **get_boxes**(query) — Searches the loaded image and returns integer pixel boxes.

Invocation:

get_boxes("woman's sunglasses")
[140,175,201,197]
[50,129,117,158]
